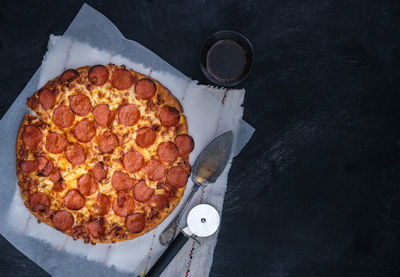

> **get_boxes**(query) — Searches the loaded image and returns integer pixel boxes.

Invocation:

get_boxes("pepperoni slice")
[87,220,105,239]
[133,180,154,203]
[88,65,109,86]
[65,144,85,166]
[112,171,135,192]
[94,194,110,215]
[37,157,48,172]
[166,166,189,188]
[61,69,79,82]
[49,170,63,192]
[112,192,135,217]
[122,150,144,173]
[98,131,119,153]
[49,170,61,183]
[144,159,166,181]
[74,119,96,143]
[92,162,106,181]
[40,162,53,176]
[125,213,145,234]
[174,135,194,157]
[147,194,168,210]
[77,174,98,196]
[157,141,179,164]
[135,127,156,148]
[64,189,85,210]
[20,160,38,173]
[38,157,54,177]
[135,79,156,100]
[93,104,112,127]
[52,210,74,231]
[157,182,175,198]
[53,182,63,192]
[70,94,91,116]
[29,192,50,213]
[111,69,134,90]
[52,106,75,128]
[38,88,56,110]
[118,104,140,126]
[45,132,68,154]
[22,125,43,147]
[159,105,180,127]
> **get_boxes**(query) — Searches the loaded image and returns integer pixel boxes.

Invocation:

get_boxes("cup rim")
[200,30,254,87]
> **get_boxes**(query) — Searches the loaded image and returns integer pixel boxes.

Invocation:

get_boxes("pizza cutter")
[145,204,220,277]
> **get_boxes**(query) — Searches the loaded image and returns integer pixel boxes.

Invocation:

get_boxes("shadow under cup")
[200,30,254,87]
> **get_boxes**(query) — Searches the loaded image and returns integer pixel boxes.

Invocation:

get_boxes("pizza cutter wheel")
[181,204,220,244]
[146,204,220,276]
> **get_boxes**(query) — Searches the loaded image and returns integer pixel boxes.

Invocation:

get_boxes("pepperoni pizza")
[16,64,194,243]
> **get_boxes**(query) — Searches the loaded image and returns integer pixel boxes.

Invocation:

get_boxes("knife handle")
[146,232,189,277]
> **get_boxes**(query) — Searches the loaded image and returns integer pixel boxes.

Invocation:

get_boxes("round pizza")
[16,64,194,244]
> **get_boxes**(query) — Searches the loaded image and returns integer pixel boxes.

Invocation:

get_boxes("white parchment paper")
[0,4,255,277]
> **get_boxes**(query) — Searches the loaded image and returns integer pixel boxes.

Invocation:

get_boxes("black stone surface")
[1,0,400,276]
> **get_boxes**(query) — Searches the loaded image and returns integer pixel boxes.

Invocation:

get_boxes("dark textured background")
[1,0,400,276]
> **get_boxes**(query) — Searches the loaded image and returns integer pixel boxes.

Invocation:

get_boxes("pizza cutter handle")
[146,232,189,277]
[159,185,200,246]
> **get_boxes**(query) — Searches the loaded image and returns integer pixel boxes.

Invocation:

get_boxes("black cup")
[200,30,254,87]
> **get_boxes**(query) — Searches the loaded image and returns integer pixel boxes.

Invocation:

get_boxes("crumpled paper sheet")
[0,4,255,277]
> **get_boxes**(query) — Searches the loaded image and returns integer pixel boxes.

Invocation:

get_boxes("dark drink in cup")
[200,31,253,87]
[206,40,246,83]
